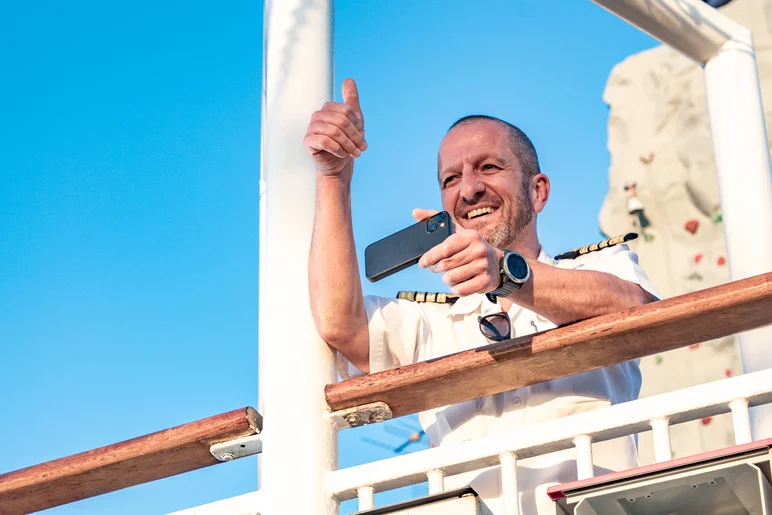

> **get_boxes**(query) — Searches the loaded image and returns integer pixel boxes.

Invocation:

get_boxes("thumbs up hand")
[304,78,367,178]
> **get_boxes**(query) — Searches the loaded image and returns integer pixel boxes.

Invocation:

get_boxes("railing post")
[573,435,594,480]
[704,30,772,440]
[259,1,338,514]
[499,452,520,515]
[730,398,753,444]
[357,486,375,511]
[427,469,445,494]
[650,417,673,462]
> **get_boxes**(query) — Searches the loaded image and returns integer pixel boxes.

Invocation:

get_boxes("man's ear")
[532,173,550,214]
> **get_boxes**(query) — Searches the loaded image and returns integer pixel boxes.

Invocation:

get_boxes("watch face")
[505,252,529,281]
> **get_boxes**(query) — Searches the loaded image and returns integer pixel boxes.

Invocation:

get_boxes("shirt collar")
[446,247,555,317]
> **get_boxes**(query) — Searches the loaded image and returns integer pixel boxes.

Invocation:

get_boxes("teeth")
[467,207,496,219]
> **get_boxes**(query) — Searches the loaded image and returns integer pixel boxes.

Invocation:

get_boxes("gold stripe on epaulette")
[554,232,638,260]
[396,291,458,304]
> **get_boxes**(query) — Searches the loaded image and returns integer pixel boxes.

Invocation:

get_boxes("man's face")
[438,120,533,248]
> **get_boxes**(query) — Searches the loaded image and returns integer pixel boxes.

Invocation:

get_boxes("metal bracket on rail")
[210,433,264,462]
[328,401,393,429]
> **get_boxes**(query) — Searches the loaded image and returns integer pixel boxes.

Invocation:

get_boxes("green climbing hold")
[712,210,723,224]
[655,355,663,365]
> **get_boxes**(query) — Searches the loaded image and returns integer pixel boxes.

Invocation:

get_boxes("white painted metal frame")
[171,1,772,514]
[593,0,772,438]
[328,368,772,508]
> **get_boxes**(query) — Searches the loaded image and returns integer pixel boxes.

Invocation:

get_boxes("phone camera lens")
[436,212,445,221]
[428,223,439,232]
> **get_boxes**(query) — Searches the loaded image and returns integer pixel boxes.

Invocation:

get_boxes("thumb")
[412,208,440,222]
[342,78,361,112]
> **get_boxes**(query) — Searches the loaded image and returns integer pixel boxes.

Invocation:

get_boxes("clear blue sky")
[0,2,658,513]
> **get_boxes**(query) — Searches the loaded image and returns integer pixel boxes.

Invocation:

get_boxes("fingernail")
[360,140,368,150]
[430,263,444,273]
[351,149,361,158]
[441,274,450,285]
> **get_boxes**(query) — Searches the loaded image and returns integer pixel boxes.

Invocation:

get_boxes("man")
[305,79,658,514]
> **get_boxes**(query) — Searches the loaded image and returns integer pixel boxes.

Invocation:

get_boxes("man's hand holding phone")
[415,209,504,297]
[303,78,367,181]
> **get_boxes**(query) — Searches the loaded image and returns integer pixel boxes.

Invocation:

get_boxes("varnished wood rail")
[326,272,772,419]
[0,407,260,515]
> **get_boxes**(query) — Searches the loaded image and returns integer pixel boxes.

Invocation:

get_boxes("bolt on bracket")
[210,433,263,462]
[329,401,393,429]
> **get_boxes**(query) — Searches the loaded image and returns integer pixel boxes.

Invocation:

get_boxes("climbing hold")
[655,355,663,365]
[701,417,713,426]
[689,343,701,350]
[725,368,733,378]
[694,253,703,264]
[684,219,699,235]
[717,256,726,266]
[712,210,723,224]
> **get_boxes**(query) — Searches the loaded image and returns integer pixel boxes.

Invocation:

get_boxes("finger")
[450,275,491,297]
[341,78,365,130]
[304,134,348,159]
[418,234,471,269]
[441,258,489,288]
[412,208,440,222]
[431,244,481,274]
[308,121,361,157]
[311,111,366,150]
[342,78,361,112]
[321,102,365,132]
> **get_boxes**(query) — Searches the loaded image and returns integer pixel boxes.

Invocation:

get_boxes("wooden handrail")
[0,407,260,515]
[326,272,772,419]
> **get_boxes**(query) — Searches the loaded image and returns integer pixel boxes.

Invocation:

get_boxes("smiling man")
[305,79,659,515]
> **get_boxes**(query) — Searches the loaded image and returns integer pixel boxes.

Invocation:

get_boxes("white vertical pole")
[704,31,772,441]
[259,1,337,515]
[650,417,673,463]
[427,469,445,494]
[730,398,753,445]
[357,486,375,511]
[499,452,520,515]
[573,435,594,480]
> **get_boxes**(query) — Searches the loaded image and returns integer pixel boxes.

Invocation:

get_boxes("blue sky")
[0,1,658,513]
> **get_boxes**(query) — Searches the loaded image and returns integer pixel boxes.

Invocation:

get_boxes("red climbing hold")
[717,256,727,266]
[725,369,733,377]
[689,343,700,350]
[702,417,713,425]
[694,253,703,264]
[685,219,699,234]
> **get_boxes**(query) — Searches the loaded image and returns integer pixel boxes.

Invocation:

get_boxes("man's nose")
[460,173,485,203]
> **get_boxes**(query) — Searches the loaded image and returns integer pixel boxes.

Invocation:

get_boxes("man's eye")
[443,176,458,187]
[481,163,499,171]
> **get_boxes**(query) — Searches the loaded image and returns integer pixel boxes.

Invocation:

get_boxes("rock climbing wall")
[598,0,772,464]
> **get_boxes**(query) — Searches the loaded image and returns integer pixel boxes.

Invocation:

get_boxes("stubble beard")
[479,189,533,249]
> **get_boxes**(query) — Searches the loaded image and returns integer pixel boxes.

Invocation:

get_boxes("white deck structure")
[173,1,772,513]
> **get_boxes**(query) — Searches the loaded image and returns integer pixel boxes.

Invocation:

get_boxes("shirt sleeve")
[335,295,432,380]
[569,244,661,301]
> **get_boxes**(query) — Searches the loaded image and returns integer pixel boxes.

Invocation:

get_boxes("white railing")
[327,368,772,514]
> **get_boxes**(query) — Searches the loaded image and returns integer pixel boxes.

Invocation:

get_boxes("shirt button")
[513,397,522,407]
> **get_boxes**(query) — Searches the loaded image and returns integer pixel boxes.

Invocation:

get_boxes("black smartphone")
[364,211,453,282]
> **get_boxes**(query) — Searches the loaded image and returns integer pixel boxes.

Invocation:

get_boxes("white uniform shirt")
[337,244,659,515]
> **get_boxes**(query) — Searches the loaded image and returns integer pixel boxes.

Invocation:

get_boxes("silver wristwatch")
[489,250,531,297]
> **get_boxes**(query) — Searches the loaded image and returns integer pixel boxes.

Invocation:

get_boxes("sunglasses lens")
[479,314,511,340]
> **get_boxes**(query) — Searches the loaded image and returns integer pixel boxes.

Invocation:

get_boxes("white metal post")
[704,31,772,441]
[650,417,673,463]
[499,452,520,515]
[573,435,594,480]
[259,1,338,515]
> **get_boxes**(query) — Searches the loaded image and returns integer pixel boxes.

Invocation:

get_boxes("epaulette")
[554,232,638,260]
[396,291,458,304]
